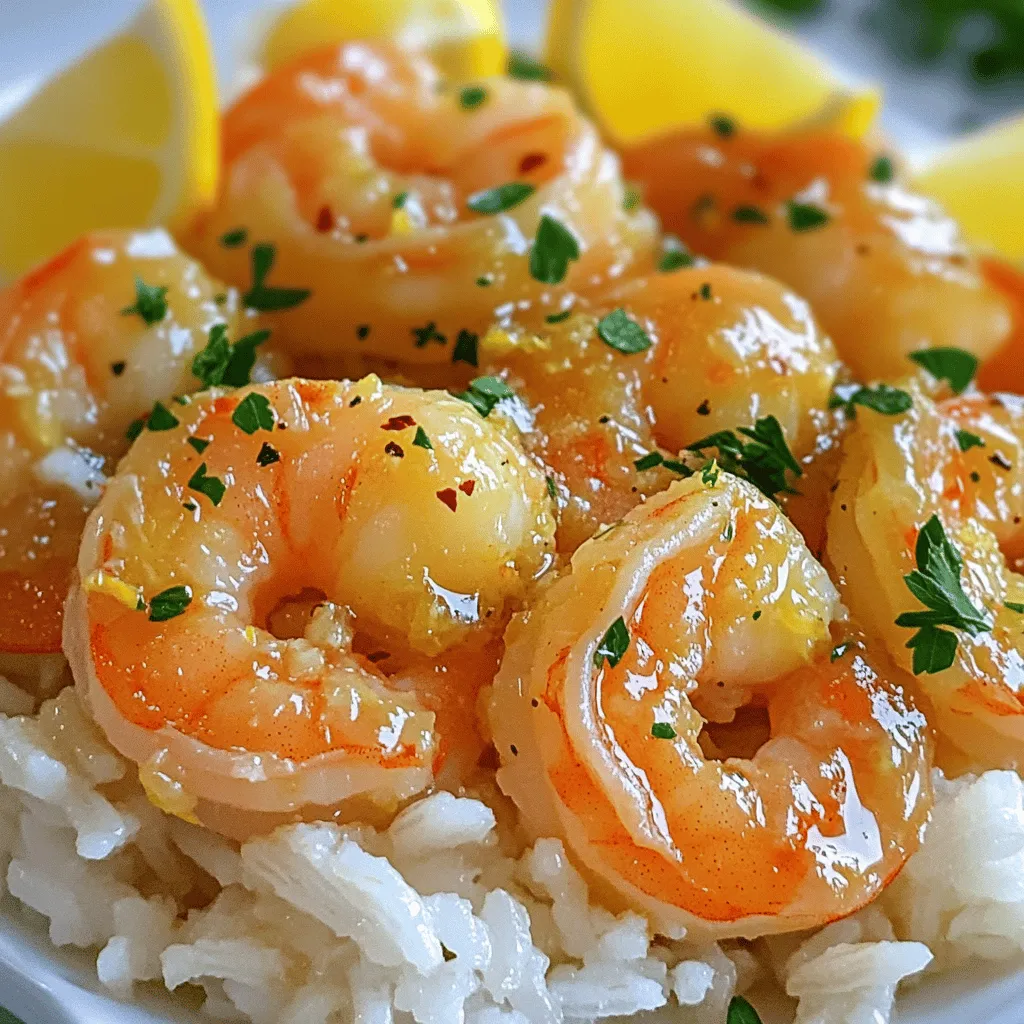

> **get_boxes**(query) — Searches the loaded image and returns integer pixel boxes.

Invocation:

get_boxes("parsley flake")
[597,308,651,354]
[909,347,978,394]
[192,323,272,388]
[187,436,210,454]
[733,205,769,225]
[126,418,145,442]
[594,617,630,669]
[623,184,643,212]
[699,282,713,300]
[709,113,737,137]
[507,51,550,81]
[187,463,226,507]
[546,308,573,324]
[468,182,536,215]
[121,277,168,325]
[546,475,557,499]
[787,201,830,232]
[357,324,371,340]
[413,321,447,348]
[701,458,721,486]
[220,227,248,248]
[1006,602,1024,613]
[829,383,913,417]
[956,428,985,452]
[148,585,192,622]
[658,246,695,272]
[452,330,479,366]
[243,243,311,312]
[727,996,763,1024]
[256,441,281,466]
[412,426,433,450]
[457,376,514,417]
[688,415,801,499]
[870,155,895,183]
[147,402,180,431]
[232,392,276,434]
[895,514,991,674]
[459,85,488,109]
[392,191,409,209]
[634,451,664,471]
[529,214,580,285]
[651,722,676,739]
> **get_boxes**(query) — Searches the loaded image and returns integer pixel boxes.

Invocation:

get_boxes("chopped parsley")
[121,277,168,325]
[623,184,643,212]
[787,201,830,232]
[1006,602,1024,613]
[468,182,536,215]
[126,418,145,442]
[597,308,651,354]
[727,996,763,1024]
[829,382,913,417]
[220,227,248,248]
[593,617,630,669]
[752,609,762,620]
[733,205,769,224]
[357,324,371,340]
[529,214,580,285]
[412,426,433,450]
[956,428,985,452]
[413,321,447,348]
[658,244,695,272]
[232,392,276,434]
[187,463,226,507]
[256,441,281,466]
[651,722,676,739]
[909,347,978,394]
[243,243,311,312]
[148,585,193,622]
[896,514,991,674]
[392,191,409,209]
[192,323,272,388]
[699,282,713,301]
[452,330,479,366]
[709,113,737,137]
[457,376,514,417]
[546,308,573,324]
[475,276,492,287]
[507,50,550,81]
[688,415,802,499]
[187,436,210,454]
[546,475,557,499]
[633,450,692,475]
[459,85,488,109]
[701,458,721,486]
[146,401,180,432]
[870,154,895,183]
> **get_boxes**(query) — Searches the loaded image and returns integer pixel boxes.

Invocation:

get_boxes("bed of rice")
[0,679,1022,1024]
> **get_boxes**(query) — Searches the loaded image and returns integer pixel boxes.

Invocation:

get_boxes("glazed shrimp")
[0,229,257,671]
[827,384,1024,770]
[621,128,1012,382]
[491,472,932,939]
[64,377,555,828]
[185,42,656,367]
[481,263,840,551]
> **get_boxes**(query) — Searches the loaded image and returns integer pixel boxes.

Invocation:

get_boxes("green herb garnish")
[459,85,488,109]
[597,308,651,354]
[651,722,676,739]
[727,996,763,1024]
[452,330,479,366]
[220,227,248,248]
[413,321,447,348]
[909,347,978,394]
[121,277,168,325]
[1006,602,1024,613]
[545,308,573,324]
[232,392,276,434]
[148,585,193,622]
[870,155,895,183]
[546,475,557,499]
[412,426,433,450]
[787,201,830,232]
[243,243,311,312]
[192,323,271,388]
[709,113,737,137]
[529,214,580,285]
[594,617,630,669]
[187,436,210,454]
[145,401,180,432]
[658,245,695,272]
[187,463,226,507]
[507,51,550,80]
[956,428,985,452]
[688,415,802,499]
[733,205,769,224]
[457,376,514,418]
[829,383,913,418]
[256,441,281,466]
[467,182,536,215]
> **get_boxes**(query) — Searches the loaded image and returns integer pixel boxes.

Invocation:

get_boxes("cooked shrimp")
[64,377,556,827]
[0,229,255,669]
[490,472,932,939]
[185,42,656,367]
[827,384,1024,770]
[621,128,1012,382]
[481,263,839,551]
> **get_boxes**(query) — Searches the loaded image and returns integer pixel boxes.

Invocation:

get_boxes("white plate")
[0,2,1022,1021]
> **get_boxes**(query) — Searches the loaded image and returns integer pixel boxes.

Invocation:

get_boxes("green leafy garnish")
[121,277,168,325]
[459,85,488,109]
[243,243,311,312]
[870,154,895,183]
[357,324,371,340]
[256,441,281,467]
[187,463,226,507]
[623,184,643,212]
[909,347,978,394]
[148,585,193,622]
[956,428,985,452]
[658,245,695,272]
[413,321,447,348]
[546,475,557,499]
[733,205,769,224]
[597,308,651,354]
[457,376,514,418]
[192,323,272,388]
[651,722,676,739]
[727,996,763,1024]
[507,51,550,80]
[392,191,409,209]
[187,436,210,454]
[232,392,276,434]
[688,415,802,499]
[829,383,913,418]
[146,401,180,432]
[593,617,630,669]
[709,113,736,137]
[529,214,580,285]
[701,458,721,486]
[452,330,479,366]
[126,418,145,442]
[896,514,991,674]
[220,227,248,247]
[787,201,830,232]
[412,426,433,450]
[468,182,536,214]
[1006,602,1024,613]
[633,450,691,475]
[545,308,573,324]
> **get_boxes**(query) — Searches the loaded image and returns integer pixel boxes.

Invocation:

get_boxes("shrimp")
[63,377,556,830]
[621,128,1013,383]
[0,229,259,673]
[827,383,1024,770]
[184,42,656,367]
[490,472,932,939]
[480,263,840,551]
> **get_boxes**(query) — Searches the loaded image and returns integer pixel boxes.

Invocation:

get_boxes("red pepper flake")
[382,414,416,431]
[436,487,458,511]
[385,441,405,458]
[519,152,547,174]
[459,479,476,496]
[316,205,334,232]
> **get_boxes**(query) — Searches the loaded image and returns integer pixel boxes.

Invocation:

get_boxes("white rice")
[0,684,1021,1023]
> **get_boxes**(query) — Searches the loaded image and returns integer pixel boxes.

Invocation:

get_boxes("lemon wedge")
[544,0,879,144]
[261,0,506,79]
[0,0,218,280]
[914,115,1024,262]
